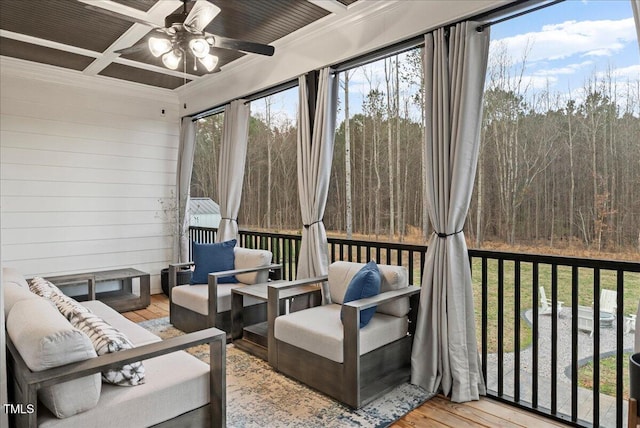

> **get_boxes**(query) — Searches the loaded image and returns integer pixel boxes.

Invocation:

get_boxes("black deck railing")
[188,226,640,428]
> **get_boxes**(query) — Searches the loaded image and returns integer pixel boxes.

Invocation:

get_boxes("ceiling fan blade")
[114,40,149,55]
[184,0,220,32]
[84,4,158,28]
[210,35,275,56]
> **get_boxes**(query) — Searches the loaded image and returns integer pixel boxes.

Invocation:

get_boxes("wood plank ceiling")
[0,0,353,90]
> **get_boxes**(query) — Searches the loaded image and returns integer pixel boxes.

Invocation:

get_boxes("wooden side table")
[45,268,150,313]
[231,281,320,361]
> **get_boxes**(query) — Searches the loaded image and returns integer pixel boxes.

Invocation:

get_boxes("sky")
[250,0,640,123]
[487,0,639,108]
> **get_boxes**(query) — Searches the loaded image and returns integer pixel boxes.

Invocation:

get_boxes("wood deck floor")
[125,294,571,428]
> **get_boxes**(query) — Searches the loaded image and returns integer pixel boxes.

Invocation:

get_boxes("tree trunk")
[343,71,353,239]
[385,58,395,239]
[264,98,273,230]
[395,55,403,241]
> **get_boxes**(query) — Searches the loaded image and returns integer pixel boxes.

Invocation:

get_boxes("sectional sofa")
[3,267,226,427]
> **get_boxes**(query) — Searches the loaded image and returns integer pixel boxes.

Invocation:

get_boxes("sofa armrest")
[7,327,226,428]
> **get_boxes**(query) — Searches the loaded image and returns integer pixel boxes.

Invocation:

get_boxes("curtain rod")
[189,0,566,121]
[190,78,298,121]
[476,0,566,32]
[330,0,559,75]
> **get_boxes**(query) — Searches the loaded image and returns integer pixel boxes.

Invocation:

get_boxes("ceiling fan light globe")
[148,37,172,57]
[199,54,218,72]
[162,50,182,70]
[189,38,210,59]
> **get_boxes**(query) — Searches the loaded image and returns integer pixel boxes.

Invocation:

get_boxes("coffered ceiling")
[0,0,358,90]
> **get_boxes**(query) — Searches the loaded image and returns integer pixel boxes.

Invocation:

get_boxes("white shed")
[189,198,221,229]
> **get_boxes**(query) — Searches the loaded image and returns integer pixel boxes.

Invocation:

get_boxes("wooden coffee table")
[231,281,320,360]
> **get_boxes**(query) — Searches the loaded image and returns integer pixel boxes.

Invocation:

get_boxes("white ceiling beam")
[307,0,348,14]
[79,1,182,78]
[76,0,167,27]
[113,57,201,80]
[0,30,101,58]
[3,0,202,87]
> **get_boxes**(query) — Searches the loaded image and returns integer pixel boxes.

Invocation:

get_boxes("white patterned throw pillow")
[29,276,64,299]
[29,277,90,320]
[69,311,146,386]
[49,292,91,320]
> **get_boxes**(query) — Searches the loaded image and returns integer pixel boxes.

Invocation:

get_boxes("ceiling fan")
[85,0,275,73]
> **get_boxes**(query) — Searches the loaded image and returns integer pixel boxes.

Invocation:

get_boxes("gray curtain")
[216,100,250,243]
[411,22,490,403]
[633,0,640,52]
[296,68,338,284]
[176,116,196,262]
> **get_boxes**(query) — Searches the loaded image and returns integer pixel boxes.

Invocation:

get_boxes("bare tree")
[342,70,354,238]
[384,57,396,238]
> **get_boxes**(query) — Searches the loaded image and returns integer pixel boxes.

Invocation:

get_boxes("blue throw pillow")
[341,261,381,328]
[190,240,238,285]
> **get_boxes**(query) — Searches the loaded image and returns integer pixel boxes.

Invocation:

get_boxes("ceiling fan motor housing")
[165,12,188,28]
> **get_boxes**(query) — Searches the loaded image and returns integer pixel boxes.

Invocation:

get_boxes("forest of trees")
[191,46,640,254]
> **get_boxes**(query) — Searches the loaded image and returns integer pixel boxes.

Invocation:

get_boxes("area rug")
[138,317,434,427]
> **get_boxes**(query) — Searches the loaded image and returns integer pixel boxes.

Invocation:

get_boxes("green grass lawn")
[469,259,640,354]
[577,353,631,399]
[467,258,639,398]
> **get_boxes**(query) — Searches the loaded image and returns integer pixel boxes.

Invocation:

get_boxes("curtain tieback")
[434,229,463,238]
[303,220,323,229]
[221,217,237,222]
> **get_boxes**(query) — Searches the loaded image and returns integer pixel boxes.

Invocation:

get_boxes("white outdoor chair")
[577,305,594,337]
[539,286,563,315]
[598,289,617,316]
[625,314,637,334]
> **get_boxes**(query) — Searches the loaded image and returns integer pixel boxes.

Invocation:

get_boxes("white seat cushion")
[172,283,263,315]
[274,304,408,363]
[38,351,210,428]
[82,300,161,347]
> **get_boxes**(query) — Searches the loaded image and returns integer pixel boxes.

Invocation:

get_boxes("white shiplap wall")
[0,66,181,294]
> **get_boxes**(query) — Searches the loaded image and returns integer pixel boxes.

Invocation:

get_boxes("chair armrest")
[204,264,282,328]
[170,262,194,269]
[208,263,283,282]
[342,286,421,311]
[7,327,227,428]
[266,276,328,366]
[341,286,421,382]
[168,262,195,294]
[267,276,328,291]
